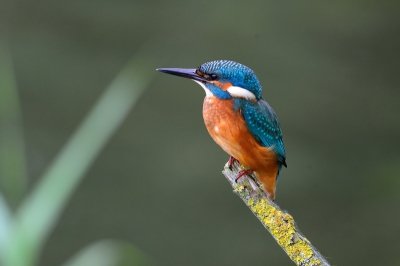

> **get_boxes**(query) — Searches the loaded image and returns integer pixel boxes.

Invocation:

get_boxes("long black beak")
[156,68,207,82]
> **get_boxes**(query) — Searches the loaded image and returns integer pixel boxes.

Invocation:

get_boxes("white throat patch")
[194,80,213,97]
[227,86,257,101]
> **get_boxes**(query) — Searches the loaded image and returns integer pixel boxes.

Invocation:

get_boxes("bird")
[157,60,286,200]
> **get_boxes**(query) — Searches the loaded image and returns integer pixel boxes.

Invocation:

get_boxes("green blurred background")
[1,1,400,265]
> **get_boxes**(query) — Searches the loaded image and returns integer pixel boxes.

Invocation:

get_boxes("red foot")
[228,156,239,170]
[235,169,255,183]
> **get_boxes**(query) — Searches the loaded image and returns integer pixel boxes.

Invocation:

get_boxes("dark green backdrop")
[1,1,399,265]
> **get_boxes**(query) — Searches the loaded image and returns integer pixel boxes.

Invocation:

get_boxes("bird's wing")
[237,98,286,167]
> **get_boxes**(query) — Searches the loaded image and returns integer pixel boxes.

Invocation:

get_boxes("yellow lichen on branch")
[223,161,330,266]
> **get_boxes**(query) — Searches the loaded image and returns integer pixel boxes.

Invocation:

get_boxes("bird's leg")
[235,169,255,183]
[228,157,257,186]
[228,156,239,170]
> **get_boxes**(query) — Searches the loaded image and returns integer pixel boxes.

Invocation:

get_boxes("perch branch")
[222,160,330,266]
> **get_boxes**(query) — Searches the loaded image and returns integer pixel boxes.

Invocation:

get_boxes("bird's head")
[157,60,262,102]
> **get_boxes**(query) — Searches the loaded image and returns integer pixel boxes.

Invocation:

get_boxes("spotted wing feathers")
[238,99,286,167]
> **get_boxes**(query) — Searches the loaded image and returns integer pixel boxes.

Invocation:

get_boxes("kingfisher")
[157,60,286,200]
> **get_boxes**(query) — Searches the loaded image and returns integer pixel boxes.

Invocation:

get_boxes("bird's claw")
[228,156,238,170]
[235,169,255,183]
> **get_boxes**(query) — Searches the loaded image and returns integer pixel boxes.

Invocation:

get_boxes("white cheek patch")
[227,86,257,101]
[194,80,213,97]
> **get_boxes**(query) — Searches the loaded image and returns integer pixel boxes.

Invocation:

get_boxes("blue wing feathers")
[235,98,287,167]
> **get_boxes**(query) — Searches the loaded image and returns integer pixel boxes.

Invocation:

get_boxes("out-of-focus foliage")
[0,1,399,265]
[62,240,151,266]
[0,45,156,266]
[0,44,27,207]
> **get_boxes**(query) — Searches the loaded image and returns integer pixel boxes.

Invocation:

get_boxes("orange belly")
[203,97,279,199]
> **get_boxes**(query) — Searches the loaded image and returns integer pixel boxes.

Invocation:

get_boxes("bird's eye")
[210,73,218,80]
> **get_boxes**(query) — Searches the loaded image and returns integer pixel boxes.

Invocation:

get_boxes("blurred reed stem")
[0,42,28,208]
[0,43,162,266]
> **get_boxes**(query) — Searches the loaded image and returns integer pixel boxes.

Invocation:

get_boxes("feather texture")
[235,98,286,168]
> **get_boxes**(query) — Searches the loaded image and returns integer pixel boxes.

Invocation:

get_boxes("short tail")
[256,168,279,200]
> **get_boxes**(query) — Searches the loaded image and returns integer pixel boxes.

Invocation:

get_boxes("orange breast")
[203,96,279,199]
